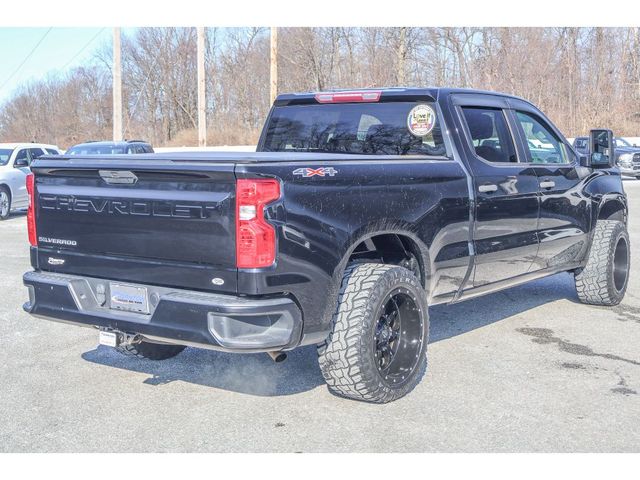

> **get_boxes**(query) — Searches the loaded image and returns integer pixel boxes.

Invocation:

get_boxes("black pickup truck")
[23,88,630,403]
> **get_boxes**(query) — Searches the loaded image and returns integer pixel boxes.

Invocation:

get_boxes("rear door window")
[460,107,518,163]
[261,102,447,156]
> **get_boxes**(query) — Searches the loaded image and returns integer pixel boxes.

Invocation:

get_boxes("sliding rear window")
[261,102,447,156]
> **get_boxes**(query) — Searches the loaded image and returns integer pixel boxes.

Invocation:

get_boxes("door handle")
[539,180,555,189]
[478,183,498,193]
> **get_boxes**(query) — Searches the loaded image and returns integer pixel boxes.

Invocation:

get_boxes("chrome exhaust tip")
[267,351,287,363]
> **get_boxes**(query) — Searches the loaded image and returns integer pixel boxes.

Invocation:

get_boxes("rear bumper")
[23,271,303,352]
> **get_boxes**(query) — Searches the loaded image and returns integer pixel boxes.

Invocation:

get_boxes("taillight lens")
[26,173,37,246]
[236,178,280,268]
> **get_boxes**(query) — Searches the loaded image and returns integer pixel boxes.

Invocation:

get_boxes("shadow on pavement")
[82,343,325,396]
[82,272,577,396]
[3,210,27,220]
[429,272,577,342]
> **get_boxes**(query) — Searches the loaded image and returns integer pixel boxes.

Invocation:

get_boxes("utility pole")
[112,27,123,141]
[636,27,640,103]
[270,27,278,105]
[197,27,207,147]
[397,27,407,85]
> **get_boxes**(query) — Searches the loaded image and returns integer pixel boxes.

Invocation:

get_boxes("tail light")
[236,178,280,268]
[315,90,381,103]
[26,173,37,246]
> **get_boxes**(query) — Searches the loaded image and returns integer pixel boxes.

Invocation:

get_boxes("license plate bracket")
[109,282,150,314]
[99,331,119,347]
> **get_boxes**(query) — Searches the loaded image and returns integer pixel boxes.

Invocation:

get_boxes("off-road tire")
[575,220,630,306]
[115,341,186,360]
[318,263,429,403]
[0,187,11,220]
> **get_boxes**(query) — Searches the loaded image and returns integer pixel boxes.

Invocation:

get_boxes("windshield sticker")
[407,105,436,137]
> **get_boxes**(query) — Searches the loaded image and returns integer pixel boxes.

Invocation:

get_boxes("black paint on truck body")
[24,87,627,351]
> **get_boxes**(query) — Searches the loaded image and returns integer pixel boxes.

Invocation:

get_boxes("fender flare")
[315,222,433,334]
[595,193,628,225]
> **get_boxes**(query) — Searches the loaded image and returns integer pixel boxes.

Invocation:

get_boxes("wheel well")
[0,183,11,199]
[347,233,426,287]
[598,199,626,223]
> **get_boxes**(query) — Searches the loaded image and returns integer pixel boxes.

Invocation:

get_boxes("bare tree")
[2,27,640,148]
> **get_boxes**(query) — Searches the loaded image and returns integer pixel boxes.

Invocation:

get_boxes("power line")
[60,28,107,72]
[0,27,53,92]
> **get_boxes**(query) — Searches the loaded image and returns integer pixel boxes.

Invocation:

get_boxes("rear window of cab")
[261,102,447,157]
[575,138,588,149]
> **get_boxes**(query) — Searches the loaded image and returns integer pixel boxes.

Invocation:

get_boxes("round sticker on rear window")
[407,104,436,137]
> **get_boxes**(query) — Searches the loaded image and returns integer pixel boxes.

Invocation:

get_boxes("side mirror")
[14,158,29,168]
[589,129,615,168]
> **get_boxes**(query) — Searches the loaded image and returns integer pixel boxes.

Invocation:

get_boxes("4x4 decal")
[293,167,338,177]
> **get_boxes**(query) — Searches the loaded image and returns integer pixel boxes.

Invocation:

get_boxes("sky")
[0,28,126,104]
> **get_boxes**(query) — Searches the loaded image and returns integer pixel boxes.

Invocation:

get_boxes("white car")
[0,143,61,220]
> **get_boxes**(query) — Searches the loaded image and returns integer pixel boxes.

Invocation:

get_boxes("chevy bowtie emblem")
[99,170,138,185]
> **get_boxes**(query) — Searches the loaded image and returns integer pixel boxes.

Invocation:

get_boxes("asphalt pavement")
[1,180,639,452]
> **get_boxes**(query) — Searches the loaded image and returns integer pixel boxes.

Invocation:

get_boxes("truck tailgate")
[32,161,238,293]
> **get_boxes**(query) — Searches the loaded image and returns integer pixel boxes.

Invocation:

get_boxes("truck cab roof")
[274,86,530,106]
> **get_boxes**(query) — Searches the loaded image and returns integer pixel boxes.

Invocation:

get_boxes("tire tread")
[318,263,428,403]
[575,219,629,306]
